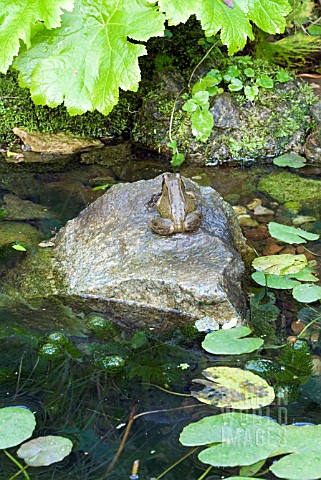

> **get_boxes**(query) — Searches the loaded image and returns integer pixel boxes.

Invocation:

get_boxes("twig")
[104,402,138,477]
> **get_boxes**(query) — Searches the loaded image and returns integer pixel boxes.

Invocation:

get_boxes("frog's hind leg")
[150,217,175,236]
[184,211,202,232]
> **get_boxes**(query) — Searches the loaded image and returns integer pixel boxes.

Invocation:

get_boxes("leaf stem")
[197,465,213,479]
[154,447,199,479]
[4,450,30,480]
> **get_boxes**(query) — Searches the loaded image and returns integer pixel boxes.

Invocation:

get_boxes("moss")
[0,70,137,146]
[258,172,321,206]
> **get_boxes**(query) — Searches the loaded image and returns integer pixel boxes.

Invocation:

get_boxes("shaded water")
[1,154,321,479]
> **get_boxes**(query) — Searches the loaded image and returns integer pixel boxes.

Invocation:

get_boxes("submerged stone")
[258,172,321,207]
[2,194,55,220]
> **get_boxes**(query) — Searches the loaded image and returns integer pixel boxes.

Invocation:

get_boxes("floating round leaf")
[270,425,321,480]
[180,412,283,467]
[268,222,319,244]
[251,271,300,289]
[252,254,307,275]
[292,284,321,303]
[202,326,263,355]
[273,153,306,168]
[0,407,36,449]
[17,435,73,467]
[191,366,274,409]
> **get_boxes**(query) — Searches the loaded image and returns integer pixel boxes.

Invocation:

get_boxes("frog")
[150,173,202,235]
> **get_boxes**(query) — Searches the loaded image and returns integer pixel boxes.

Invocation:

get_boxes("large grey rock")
[49,174,249,330]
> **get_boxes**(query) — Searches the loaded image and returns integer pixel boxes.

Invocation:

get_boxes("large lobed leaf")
[14,0,165,115]
[159,0,291,54]
[0,0,74,73]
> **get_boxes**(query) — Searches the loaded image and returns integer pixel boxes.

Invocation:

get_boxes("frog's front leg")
[184,210,202,232]
[150,217,175,236]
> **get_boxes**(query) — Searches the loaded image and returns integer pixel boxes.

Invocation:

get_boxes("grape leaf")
[14,0,165,115]
[0,0,74,73]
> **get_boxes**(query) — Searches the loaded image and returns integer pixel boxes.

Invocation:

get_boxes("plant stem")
[4,450,30,480]
[155,447,199,479]
[197,465,213,479]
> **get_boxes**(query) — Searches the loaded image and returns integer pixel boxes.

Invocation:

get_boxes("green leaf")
[180,413,283,466]
[270,425,321,480]
[191,366,275,409]
[292,284,321,303]
[244,85,259,101]
[228,78,243,91]
[240,459,266,477]
[273,153,307,168]
[0,0,74,73]
[275,70,291,82]
[159,0,254,54]
[0,407,36,449]
[256,75,274,88]
[268,222,319,244]
[251,271,301,289]
[244,67,255,77]
[92,184,112,191]
[288,267,318,282]
[15,0,165,115]
[171,152,185,166]
[191,109,214,142]
[17,435,73,466]
[182,99,198,113]
[192,76,222,94]
[192,90,210,106]
[252,254,307,275]
[12,243,27,252]
[202,326,263,354]
[307,24,321,35]
[247,0,291,34]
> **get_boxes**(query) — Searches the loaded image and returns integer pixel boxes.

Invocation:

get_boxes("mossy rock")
[258,171,321,207]
[0,222,43,247]
[0,71,137,146]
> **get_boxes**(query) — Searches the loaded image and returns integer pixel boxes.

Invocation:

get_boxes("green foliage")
[191,366,275,409]
[0,0,291,115]
[202,326,263,354]
[180,412,321,479]
[292,283,321,303]
[249,290,280,344]
[268,222,319,244]
[273,152,307,168]
[180,413,283,466]
[0,407,36,449]
[252,253,307,275]
[182,59,292,142]
[17,435,73,467]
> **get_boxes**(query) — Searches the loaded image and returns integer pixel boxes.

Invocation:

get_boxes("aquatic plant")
[0,1,291,115]
[0,407,72,477]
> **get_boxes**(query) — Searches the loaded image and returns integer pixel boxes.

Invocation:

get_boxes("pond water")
[1,153,321,479]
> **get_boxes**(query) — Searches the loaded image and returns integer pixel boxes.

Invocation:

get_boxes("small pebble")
[253,205,275,216]
[291,320,305,335]
[279,246,296,255]
[232,205,248,215]
[311,355,321,375]
[287,336,297,344]
[247,198,262,210]
[238,215,260,227]
[263,243,283,256]
[243,225,269,240]
[292,216,317,226]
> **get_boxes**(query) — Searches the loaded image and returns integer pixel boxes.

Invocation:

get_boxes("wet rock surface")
[2,194,55,220]
[13,128,104,154]
[47,175,249,330]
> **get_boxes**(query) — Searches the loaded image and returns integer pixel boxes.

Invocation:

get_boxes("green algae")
[258,172,321,206]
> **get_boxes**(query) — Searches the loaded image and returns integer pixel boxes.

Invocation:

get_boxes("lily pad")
[268,222,319,244]
[17,435,73,466]
[273,153,307,168]
[270,425,321,480]
[202,326,263,354]
[191,366,275,409]
[0,407,36,449]
[292,284,321,303]
[252,254,307,275]
[180,412,283,467]
[251,271,300,289]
